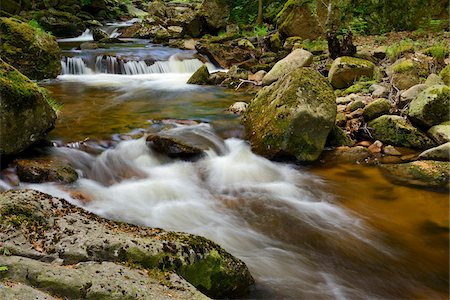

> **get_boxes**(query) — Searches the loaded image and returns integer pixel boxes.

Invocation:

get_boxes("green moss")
[363,98,392,120]
[392,60,415,73]
[439,65,450,86]
[187,65,210,85]
[327,125,355,147]
[408,85,450,127]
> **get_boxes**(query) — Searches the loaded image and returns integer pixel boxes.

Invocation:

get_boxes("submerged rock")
[243,67,336,161]
[368,115,436,149]
[187,65,210,85]
[0,17,61,80]
[379,161,450,189]
[0,189,254,298]
[328,56,375,89]
[407,85,450,128]
[0,59,56,156]
[262,49,313,86]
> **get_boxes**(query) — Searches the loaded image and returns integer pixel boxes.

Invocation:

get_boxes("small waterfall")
[57,29,94,42]
[61,57,93,75]
[61,54,216,75]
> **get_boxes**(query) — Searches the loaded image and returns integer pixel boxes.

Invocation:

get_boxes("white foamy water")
[25,124,392,299]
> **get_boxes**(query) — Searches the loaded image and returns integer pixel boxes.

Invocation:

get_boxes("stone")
[0,281,56,300]
[425,73,445,86]
[195,42,253,69]
[248,70,267,85]
[243,67,336,161]
[0,17,61,80]
[428,124,450,144]
[368,115,436,149]
[328,56,375,89]
[399,84,428,107]
[368,140,383,154]
[0,189,254,298]
[228,65,248,81]
[0,59,57,156]
[226,24,240,35]
[379,161,449,189]
[277,0,324,39]
[387,58,429,90]
[439,65,450,86]
[32,9,85,38]
[16,158,78,184]
[407,85,450,128]
[227,102,248,115]
[383,145,402,156]
[370,83,389,98]
[238,38,255,50]
[268,31,282,51]
[419,142,450,161]
[373,46,387,59]
[262,49,313,86]
[79,41,99,50]
[347,99,366,112]
[363,98,393,120]
[187,65,210,85]
[326,126,355,147]
[320,146,372,164]
[199,0,231,30]
[92,27,109,41]
[167,25,184,38]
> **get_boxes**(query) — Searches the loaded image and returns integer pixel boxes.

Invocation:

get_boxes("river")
[17,39,450,299]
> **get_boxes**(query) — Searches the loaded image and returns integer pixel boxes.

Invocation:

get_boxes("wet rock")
[92,27,109,41]
[243,67,336,161]
[0,189,254,298]
[208,71,228,85]
[439,64,450,85]
[369,115,436,149]
[228,65,249,81]
[328,56,375,89]
[277,0,324,39]
[407,85,450,128]
[0,17,61,80]
[195,42,253,69]
[262,49,313,86]
[383,145,402,156]
[187,65,210,85]
[320,146,372,164]
[368,140,383,154]
[79,41,99,50]
[16,158,78,184]
[379,161,450,189]
[425,73,445,86]
[227,102,248,115]
[363,98,393,120]
[32,9,85,38]
[419,142,450,161]
[326,126,355,147]
[427,123,450,144]
[399,84,428,107]
[0,59,56,156]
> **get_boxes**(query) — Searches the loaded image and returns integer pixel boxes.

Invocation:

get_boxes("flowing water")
[7,40,450,298]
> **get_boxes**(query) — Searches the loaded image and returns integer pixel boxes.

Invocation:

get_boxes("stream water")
[13,40,450,298]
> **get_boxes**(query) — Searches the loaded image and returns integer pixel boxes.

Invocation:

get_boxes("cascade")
[61,57,93,75]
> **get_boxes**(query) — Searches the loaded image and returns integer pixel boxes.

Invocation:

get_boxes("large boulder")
[387,58,429,90]
[419,142,450,161]
[328,56,375,89]
[262,49,313,86]
[276,0,324,39]
[243,67,337,161]
[407,85,450,128]
[0,59,57,156]
[368,115,436,149]
[0,17,61,80]
[187,64,210,85]
[32,9,86,38]
[199,0,231,30]
[0,189,254,298]
[195,42,253,68]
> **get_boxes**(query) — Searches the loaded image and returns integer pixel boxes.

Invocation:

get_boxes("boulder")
[199,0,231,30]
[277,0,324,39]
[427,123,450,144]
[387,58,429,90]
[92,27,109,41]
[262,49,313,86]
[419,142,450,161]
[328,56,375,89]
[368,115,436,149]
[362,98,393,120]
[399,84,428,107]
[0,59,57,156]
[16,158,78,184]
[439,65,450,86]
[0,281,56,300]
[32,9,86,38]
[319,146,372,164]
[195,42,253,69]
[243,68,336,161]
[237,38,255,50]
[326,126,355,147]
[379,161,449,189]
[369,83,389,98]
[227,102,248,115]
[0,17,61,80]
[407,85,450,128]
[0,189,254,298]
[425,73,445,86]
[187,65,210,85]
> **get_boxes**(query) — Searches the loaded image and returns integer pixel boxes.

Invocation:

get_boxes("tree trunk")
[256,0,263,25]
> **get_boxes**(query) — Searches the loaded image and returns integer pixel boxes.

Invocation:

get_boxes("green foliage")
[386,39,415,61]
[230,0,289,24]
[424,42,449,62]
[0,266,8,272]
[253,24,269,36]
[81,0,93,5]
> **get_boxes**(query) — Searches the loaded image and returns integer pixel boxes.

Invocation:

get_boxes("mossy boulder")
[439,64,450,86]
[328,56,375,89]
[276,0,324,39]
[262,49,313,86]
[0,59,56,156]
[379,161,449,189]
[0,189,254,298]
[425,73,445,86]
[32,9,86,38]
[387,58,429,90]
[16,158,78,184]
[419,142,450,161]
[0,17,61,80]
[368,115,436,149]
[363,98,393,120]
[326,126,355,147]
[407,85,450,128]
[243,67,337,161]
[199,0,230,30]
[427,123,450,144]
[187,65,210,85]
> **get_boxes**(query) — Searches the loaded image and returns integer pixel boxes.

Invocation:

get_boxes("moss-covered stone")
[363,98,393,120]
[0,59,56,156]
[16,158,78,184]
[262,49,313,85]
[388,58,429,90]
[347,99,366,112]
[419,142,450,161]
[425,73,445,86]
[379,161,449,189]
[328,56,375,89]
[407,85,450,127]
[31,9,85,38]
[269,31,282,51]
[427,124,450,144]
[0,17,61,80]
[326,126,355,147]
[187,65,210,85]
[199,0,230,30]
[368,115,436,149]
[439,65,450,86]
[243,67,336,161]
